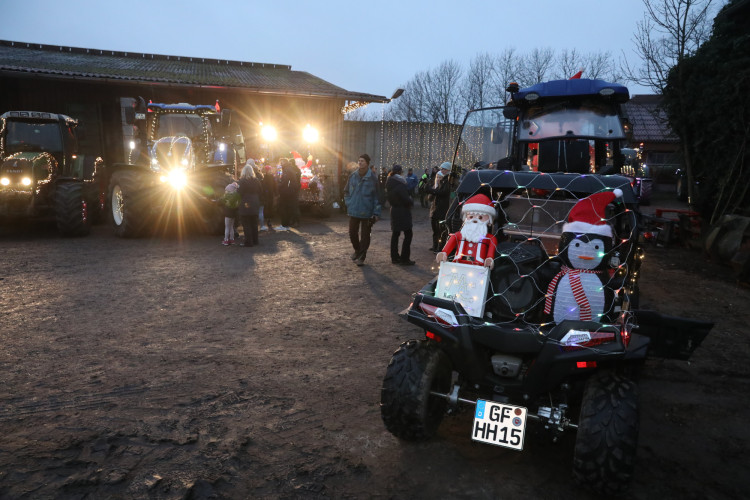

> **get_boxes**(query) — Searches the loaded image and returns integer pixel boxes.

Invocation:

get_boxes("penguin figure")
[544,189,622,323]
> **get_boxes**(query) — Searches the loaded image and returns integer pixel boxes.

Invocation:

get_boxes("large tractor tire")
[380,340,452,441]
[573,370,640,496]
[109,171,146,238]
[55,182,91,237]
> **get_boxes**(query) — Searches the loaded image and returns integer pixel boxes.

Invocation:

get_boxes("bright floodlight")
[303,124,319,144]
[167,170,188,189]
[261,125,278,142]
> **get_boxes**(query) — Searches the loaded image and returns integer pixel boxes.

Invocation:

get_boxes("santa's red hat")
[563,189,622,237]
[461,194,496,219]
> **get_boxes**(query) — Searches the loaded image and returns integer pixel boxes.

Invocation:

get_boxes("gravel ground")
[1,196,748,499]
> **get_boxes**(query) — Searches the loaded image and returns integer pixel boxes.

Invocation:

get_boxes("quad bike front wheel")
[55,182,91,237]
[380,339,452,441]
[573,370,640,496]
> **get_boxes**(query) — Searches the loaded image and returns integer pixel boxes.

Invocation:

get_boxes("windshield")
[4,121,63,152]
[518,101,625,141]
[454,108,514,170]
[154,113,205,140]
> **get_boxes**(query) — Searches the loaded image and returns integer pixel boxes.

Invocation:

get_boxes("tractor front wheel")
[109,171,146,238]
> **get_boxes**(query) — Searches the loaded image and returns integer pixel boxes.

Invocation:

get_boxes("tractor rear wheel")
[55,182,91,237]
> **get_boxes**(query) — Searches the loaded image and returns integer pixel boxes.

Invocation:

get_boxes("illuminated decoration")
[435,262,490,318]
[421,169,641,349]
[302,124,319,144]
[341,101,369,115]
[260,124,278,142]
[377,119,461,175]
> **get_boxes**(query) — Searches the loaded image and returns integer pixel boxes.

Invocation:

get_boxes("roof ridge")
[0,39,291,70]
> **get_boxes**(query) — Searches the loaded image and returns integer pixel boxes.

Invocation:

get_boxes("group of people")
[219,157,305,247]
[222,152,461,262]
[343,154,456,267]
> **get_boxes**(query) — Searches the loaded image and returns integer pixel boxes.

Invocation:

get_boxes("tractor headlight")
[0,177,9,186]
[161,169,188,189]
[21,177,32,186]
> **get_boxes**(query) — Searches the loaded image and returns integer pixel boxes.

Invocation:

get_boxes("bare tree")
[390,70,431,122]
[624,0,718,206]
[344,105,377,121]
[462,53,497,111]
[425,59,463,124]
[625,0,717,92]
[518,47,555,85]
[554,48,584,80]
[492,47,522,103]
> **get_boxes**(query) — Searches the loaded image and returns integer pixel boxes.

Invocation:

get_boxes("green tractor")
[0,111,104,236]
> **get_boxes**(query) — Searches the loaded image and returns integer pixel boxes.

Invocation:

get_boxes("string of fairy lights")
[376,119,461,172]
[422,171,642,352]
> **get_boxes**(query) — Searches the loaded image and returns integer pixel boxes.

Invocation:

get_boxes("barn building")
[0,40,387,178]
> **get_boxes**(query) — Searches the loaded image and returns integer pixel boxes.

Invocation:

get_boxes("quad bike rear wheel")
[573,370,640,496]
[55,182,91,237]
[380,339,452,441]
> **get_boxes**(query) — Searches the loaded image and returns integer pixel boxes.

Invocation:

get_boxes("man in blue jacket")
[344,153,382,266]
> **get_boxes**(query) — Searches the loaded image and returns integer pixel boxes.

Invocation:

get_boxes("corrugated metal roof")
[623,95,678,143]
[0,40,387,102]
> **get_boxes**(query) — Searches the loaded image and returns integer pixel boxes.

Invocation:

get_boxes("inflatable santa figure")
[544,189,622,323]
[436,194,498,269]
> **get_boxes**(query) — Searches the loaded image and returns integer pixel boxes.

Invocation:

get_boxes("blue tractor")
[106,100,245,237]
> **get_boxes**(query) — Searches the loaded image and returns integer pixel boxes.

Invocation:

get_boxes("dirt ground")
[1,193,749,499]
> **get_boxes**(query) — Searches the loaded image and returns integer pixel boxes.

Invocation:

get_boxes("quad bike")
[380,79,713,496]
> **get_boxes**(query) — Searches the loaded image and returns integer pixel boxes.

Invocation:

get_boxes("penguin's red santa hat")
[562,189,623,238]
[461,194,496,220]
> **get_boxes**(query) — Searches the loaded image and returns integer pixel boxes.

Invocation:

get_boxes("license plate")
[472,399,527,451]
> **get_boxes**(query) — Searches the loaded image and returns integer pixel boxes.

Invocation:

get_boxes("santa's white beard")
[461,219,489,243]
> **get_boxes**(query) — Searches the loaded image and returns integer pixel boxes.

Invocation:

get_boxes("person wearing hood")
[427,161,453,252]
[237,160,262,247]
[385,164,415,265]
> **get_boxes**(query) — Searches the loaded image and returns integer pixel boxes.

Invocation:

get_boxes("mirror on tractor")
[124,107,135,125]
[221,109,232,129]
[503,106,518,120]
[491,123,504,145]
[75,123,86,142]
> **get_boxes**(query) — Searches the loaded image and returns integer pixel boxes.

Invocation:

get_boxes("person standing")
[385,164,414,265]
[261,163,278,231]
[237,161,261,247]
[278,158,295,230]
[344,153,381,266]
[220,181,240,245]
[405,167,418,196]
[427,162,453,252]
